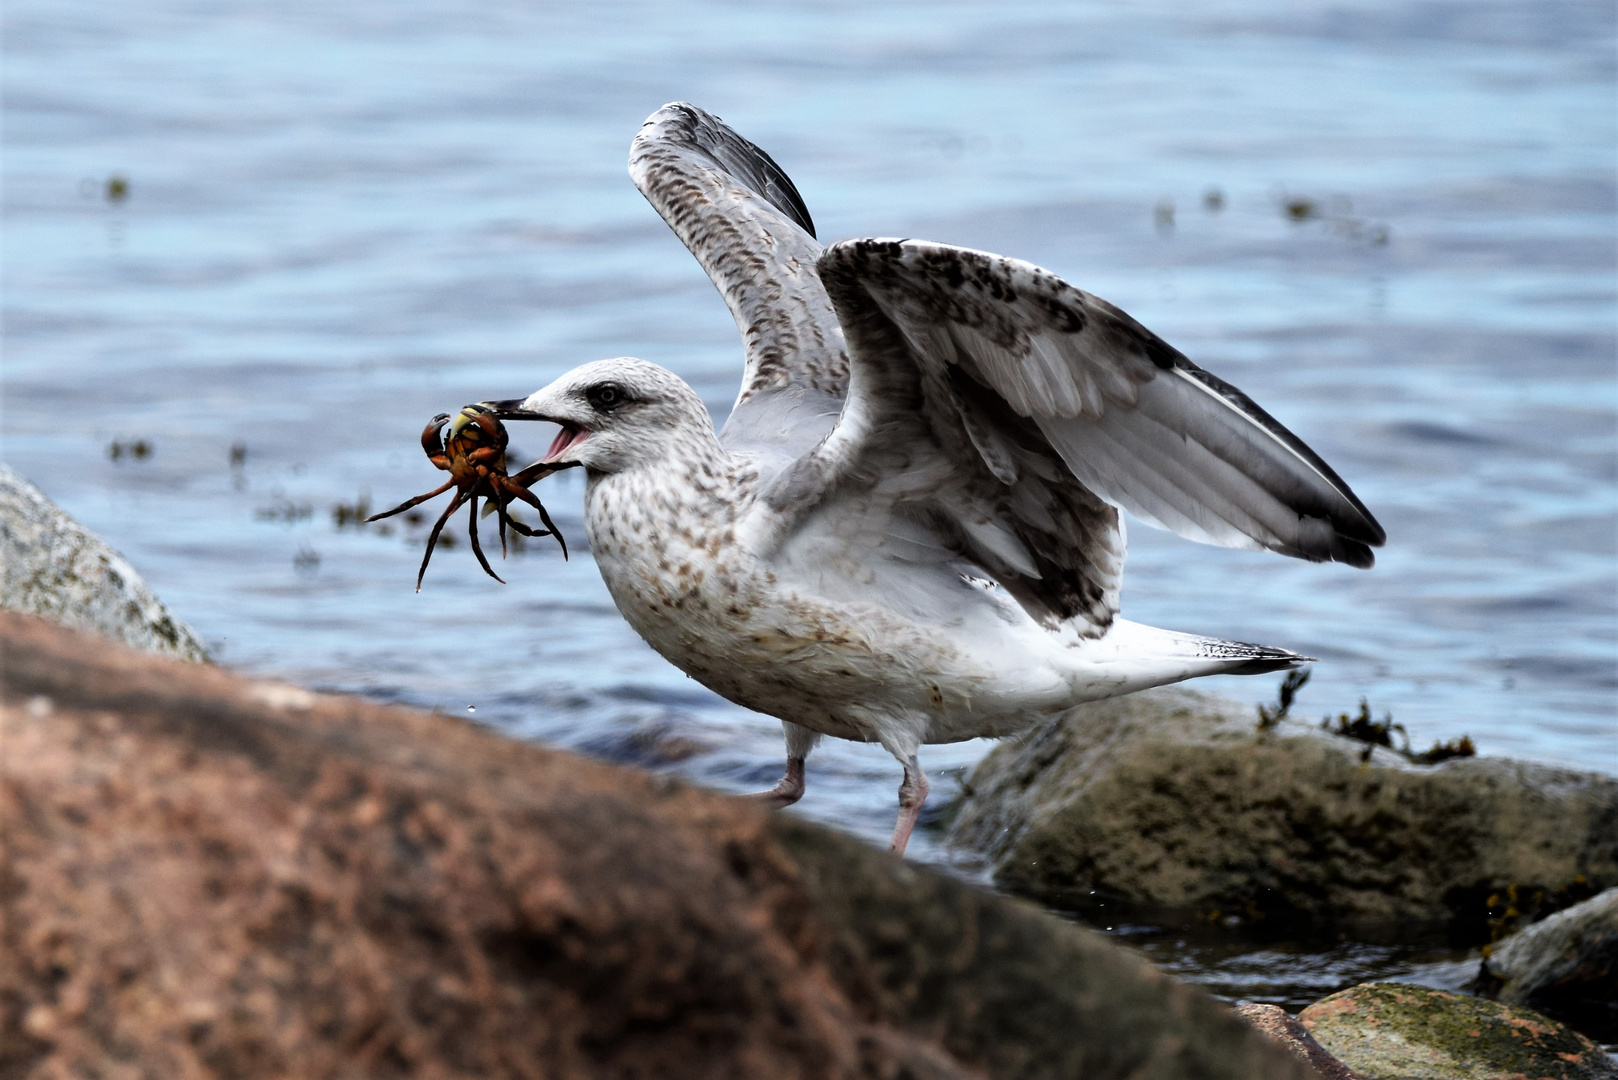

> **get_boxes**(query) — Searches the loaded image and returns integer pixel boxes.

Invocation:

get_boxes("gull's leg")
[752,757,805,808]
[877,727,928,857]
[888,755,930,857]
[750,721,819,808]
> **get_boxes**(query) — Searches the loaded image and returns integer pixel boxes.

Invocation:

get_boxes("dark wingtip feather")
[1335,537,1376,569]
[1226,654,1313,675]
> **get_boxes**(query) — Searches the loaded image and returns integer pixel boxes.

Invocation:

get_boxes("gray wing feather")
[816,239,1385,570]
[763,247,1128,636]
[629,103,849,414]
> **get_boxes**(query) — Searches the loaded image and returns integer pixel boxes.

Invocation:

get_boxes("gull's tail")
[1067,619,1312,698]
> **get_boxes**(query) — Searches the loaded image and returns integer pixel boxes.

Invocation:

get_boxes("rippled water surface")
[5,0,1614,1002]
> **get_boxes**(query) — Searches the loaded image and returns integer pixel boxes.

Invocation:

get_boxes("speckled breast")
[583,475,896,739]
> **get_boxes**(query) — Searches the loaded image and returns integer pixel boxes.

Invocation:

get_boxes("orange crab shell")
[422,406,508,479]
[370,404,571,592]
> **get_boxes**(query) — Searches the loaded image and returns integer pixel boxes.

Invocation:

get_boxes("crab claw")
[450,404,508,446]
[420,413,451,461]
[449,403,493,435]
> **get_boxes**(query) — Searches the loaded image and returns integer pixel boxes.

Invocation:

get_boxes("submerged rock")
[1480,887,1618,1041]
[0,613,1316,1080]
[947,689,1617,929]
[1298,982,1616,1080]
[0,464,206,660]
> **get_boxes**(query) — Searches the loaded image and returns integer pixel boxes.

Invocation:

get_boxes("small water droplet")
[467,705,476,712]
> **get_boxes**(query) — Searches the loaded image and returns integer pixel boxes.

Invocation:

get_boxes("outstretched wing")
[759,238,1384,633]
[629,102,848,414]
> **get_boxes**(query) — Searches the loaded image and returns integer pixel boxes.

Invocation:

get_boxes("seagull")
[477,103,1384,855]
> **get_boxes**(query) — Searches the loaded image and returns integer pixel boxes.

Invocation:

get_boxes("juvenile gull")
[479,103,1385,855]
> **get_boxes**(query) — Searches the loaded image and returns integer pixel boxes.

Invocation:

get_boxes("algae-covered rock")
[1235,1002,1364,1079]
[1482,887,1618,1041]
[1298,982,1616,1080]
[0,464,206,661]
[947,689,1617,928]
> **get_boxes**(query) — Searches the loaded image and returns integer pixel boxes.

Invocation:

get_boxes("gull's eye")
[586,383,627,411]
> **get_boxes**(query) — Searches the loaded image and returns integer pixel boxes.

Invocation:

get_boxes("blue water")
[4,0,1615,1000]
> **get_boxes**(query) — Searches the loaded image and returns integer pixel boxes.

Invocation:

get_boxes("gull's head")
[481,358,712,475]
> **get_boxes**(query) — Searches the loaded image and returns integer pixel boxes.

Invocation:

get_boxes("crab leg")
[500,505,542,536]
[491,480,545,538]
[494,489,510,558]
[465,492,505,584]
[505,482,568,560]
[366,479,455,523]
[509,460,570,487]
[415,489,469,592]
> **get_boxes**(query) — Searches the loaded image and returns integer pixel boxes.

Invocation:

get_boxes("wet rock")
[0,464,206,660]
[1299,982,1617,1080]
[1235,1002,1365,1079]
[0,613,1318,1080]
[948,689,1618,929]
[1481,887,1618,1041]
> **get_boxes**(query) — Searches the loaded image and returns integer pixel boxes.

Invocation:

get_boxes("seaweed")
[331,495,372,529]
[1321,701,1477,766]
[1255,673,1476,766]
[1255,669,1310,731]
[1482,877,1599,943]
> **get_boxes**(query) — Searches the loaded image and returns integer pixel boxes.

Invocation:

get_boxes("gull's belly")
[589,526,1067,744]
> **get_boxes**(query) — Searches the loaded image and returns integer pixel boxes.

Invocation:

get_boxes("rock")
[1481,887,1618,1041]
[1298,982,1617,1080]
[947,689,1618,930]
[0,464,206,660]
[1235,1002,1365,1079]
[0,613,1318,1080]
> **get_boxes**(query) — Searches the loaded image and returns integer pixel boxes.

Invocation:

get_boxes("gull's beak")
[470,397,591,463]
[474,398,551,423]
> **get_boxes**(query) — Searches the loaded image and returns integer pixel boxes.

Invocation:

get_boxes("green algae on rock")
[1235,1002,1365,1079]
[1299,982,1617,1080]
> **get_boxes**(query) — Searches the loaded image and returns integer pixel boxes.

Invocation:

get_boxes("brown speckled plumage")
[630,103,849,406]
[492,105,1384,853]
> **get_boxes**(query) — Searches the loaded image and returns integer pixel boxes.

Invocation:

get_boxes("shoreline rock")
[0,613,1316,1080]
[1298,982,1616,1080]
[1235,1003,1365,1079]
[1479,887,1618,1041]
[947,689,1617,933]
[0,464,207,661]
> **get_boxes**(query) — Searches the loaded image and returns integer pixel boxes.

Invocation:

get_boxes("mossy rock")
[947,689,1618,929]
[1299,982,1616,1080]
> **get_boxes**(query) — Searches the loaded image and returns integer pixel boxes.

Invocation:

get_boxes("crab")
[366,404,571,591]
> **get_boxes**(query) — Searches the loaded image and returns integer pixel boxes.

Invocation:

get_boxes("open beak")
[471,399,590,463]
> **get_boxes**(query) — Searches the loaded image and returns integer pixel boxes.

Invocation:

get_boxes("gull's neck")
[585,420,754,532]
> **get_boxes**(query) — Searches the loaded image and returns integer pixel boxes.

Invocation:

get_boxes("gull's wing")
[629,103,849,419]
[758,238,1383,633]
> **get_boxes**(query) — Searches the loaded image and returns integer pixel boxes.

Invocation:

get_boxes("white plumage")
[483,103,1385,854]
